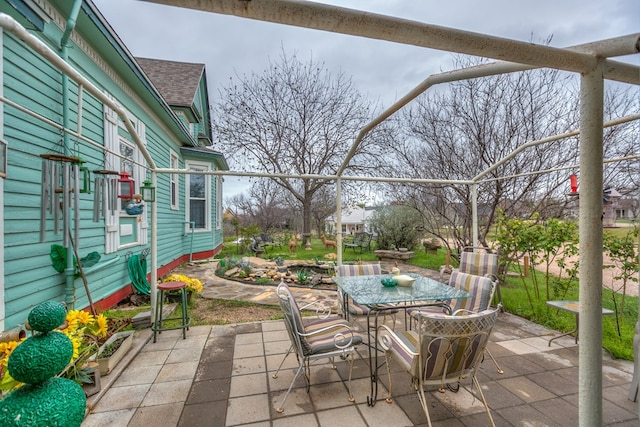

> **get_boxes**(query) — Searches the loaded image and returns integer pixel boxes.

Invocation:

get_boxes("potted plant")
[90,330,135,376]
[161,273,203,303]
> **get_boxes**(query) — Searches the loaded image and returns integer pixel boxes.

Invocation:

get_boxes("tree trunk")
[302,197,313,250]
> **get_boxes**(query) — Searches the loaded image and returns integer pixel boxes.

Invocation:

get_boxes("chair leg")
[345,353,356,403]
[485,348,504,374]
[384,352,393,404]
[152,289,163,343]
[416,384,434,427]
[272,345,294,379]
[276,363,306,413]
[472,375,496,427]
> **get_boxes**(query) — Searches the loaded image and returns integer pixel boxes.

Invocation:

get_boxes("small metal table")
[546,300,614,346]
[334,273,471,406]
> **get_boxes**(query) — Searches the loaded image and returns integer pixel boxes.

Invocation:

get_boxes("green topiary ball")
[0,377,86,427]
[8,332,73,384]
[27,301,67,333]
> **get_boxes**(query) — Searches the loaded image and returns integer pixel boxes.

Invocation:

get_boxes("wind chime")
[39,153,83,249]
[92,169,120,222]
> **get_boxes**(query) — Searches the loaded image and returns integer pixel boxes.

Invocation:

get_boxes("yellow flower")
[0,340,21,367]
[95,314,109,338]
[162,273,203,293]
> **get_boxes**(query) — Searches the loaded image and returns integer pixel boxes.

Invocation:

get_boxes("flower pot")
[90,330,134,376]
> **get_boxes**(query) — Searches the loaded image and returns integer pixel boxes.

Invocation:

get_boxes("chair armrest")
[451,308,475,316]
[299,300,331,319]
[299,322,360,349]
[377,325,418,356]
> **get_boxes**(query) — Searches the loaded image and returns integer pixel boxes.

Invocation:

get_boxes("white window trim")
[103,100,148,253]
[185,160,210,232]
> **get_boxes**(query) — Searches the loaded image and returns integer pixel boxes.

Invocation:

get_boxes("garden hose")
[127,254,151,295]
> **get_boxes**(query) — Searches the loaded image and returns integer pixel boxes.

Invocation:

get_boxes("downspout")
[61,0,83,309]
[183,222,195,263]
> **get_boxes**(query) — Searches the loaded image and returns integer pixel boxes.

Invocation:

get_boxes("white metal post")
[578,60,605,427]
[336,178,343,265]
[471,183,478,249]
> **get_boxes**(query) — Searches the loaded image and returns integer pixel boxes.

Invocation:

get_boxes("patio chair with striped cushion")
[273,281,362,413]
[407,271,503,373]
[458,248,503,307]
[379,306,500,427]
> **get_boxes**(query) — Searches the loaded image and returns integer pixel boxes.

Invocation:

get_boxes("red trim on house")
[84,246,223,313]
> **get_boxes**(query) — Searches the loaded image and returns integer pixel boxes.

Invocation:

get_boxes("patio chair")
[457,248,503,307]
[271,281,349,380]
[336,263,398,329]
[273,281,362,413]
[407,271,504,374]
[378,306,501,427]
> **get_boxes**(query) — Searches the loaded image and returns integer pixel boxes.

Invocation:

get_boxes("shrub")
[369,205,423,250]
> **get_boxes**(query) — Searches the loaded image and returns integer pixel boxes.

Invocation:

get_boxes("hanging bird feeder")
[568,174,579,197]
[140,179,155,202]
[569,174,578,193]
[117,171,135,199]
[76,159,91,194]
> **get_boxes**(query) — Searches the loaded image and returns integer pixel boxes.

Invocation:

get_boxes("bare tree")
[385,56,578,252]
[214,49,381,248]
[383,56,637,253]
[225,179,291,232]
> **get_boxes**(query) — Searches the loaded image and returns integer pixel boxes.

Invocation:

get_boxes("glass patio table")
[333,272,471,406]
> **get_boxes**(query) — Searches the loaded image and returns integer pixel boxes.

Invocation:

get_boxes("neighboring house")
[565,188,634,225]
[325,206,375,236]
[0,0,228,331]
[615,197,637,220]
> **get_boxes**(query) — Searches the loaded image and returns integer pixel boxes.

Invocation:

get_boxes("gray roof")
[136,57,204,107]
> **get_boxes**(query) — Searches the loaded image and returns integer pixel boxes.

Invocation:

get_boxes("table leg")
[366,309,381,406]
[548,312,579,346]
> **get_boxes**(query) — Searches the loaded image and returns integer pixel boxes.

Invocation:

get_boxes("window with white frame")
[170,151,179,210]
[103,100,148,253]
[186,161,209,231]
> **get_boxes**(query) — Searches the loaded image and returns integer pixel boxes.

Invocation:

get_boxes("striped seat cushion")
[337,263,382,276]
[459,252,498,277]
[449,271,494,313]
[307,328,363,353]
[304,316,351,333]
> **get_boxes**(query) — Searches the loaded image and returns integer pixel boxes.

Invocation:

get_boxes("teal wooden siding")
[1,2,226,329]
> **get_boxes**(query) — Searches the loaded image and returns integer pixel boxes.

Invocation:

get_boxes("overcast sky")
[92,0,639,198]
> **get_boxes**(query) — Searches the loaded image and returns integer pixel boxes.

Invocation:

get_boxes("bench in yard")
[343,232,373,253]
[255,233,282,253]
[374,249,415,262]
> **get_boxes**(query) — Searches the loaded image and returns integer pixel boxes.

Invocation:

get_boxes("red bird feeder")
[569,174,578,193]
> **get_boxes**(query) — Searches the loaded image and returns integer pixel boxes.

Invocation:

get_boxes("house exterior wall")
[325,206,375,236]
[0,1,226,330]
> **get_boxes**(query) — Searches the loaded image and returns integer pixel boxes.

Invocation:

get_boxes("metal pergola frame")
[139,3,638,425]
[2,2,638,424]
